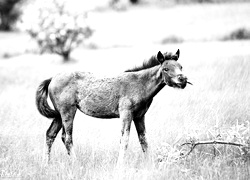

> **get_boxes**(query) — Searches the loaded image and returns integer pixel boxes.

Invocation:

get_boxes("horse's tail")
[36,78,60,119]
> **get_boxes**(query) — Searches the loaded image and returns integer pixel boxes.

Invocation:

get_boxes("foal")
[36,49,190,164]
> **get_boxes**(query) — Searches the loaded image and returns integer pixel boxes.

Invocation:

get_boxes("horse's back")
[49,71,122,118]
[47,70,149,119]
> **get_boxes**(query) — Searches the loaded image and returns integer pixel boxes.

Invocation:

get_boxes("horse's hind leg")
[60,106,77,157]
[61,126,66,145]
[45,118,62,162]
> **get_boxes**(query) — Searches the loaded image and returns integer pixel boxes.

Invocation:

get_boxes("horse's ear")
[157,51,165,64]
[175,49,180,60]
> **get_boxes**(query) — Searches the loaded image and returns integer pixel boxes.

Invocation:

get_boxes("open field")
[1,40,250,179]
[1,2,250,180]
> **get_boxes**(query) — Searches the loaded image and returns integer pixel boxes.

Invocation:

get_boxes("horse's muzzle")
[178,74,187,83]
[177,82,187,89]
[177,75,187,89]
[177,75,193,89]
[167,75,192,89]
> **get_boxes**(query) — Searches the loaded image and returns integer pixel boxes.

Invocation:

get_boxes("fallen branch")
[181,140,248,157]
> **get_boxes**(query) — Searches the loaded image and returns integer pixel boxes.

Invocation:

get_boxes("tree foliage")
[24,0,93,61]
[0,0,23,31]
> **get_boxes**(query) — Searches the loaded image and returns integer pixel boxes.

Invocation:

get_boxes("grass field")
[1,2,250,180]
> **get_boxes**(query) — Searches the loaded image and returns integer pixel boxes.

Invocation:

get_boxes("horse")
[36,49,191,164]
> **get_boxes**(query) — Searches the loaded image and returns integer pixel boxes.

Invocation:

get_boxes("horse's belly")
[77,99,119,119]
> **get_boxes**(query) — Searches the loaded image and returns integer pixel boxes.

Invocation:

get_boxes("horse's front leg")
[117,110,133,166]
[134,116,148,156]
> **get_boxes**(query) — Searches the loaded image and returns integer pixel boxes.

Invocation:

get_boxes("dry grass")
[1,40,250,179]
[1,2,250,179]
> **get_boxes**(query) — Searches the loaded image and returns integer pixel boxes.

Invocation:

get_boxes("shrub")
[223,28,250,41]
[23,0,93,62]
[161,35,184,44]
[0,0,23,31]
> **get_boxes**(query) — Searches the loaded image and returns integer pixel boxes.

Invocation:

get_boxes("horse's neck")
[139,65,165,100]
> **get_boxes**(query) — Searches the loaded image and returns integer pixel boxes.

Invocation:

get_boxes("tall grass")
[1,43,250,179]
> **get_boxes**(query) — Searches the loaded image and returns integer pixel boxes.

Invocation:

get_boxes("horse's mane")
[125,52,178,72]
[125,55,160,72]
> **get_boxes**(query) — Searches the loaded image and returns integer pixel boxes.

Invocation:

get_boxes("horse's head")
[157,49,192,89]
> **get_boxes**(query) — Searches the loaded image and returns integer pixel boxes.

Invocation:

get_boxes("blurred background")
[1,0,250,60]
[1,0,250,179]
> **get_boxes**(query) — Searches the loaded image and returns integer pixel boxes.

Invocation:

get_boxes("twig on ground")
[181,140,248,157]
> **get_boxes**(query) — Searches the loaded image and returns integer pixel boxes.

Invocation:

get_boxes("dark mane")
[125,55,160,72]
[125,51,178,72]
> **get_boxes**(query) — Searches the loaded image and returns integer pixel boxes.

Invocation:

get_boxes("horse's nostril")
[178,75,187,82]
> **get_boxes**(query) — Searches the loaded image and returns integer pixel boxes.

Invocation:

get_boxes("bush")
[161,35,184,44]
[223,28,250,41]
[0,0,23,31]
[23,0,93,62]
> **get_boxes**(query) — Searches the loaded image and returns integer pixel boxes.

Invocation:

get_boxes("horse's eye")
[163,68,169,72]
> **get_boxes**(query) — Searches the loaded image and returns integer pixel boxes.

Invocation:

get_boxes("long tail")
[36,78,60,119]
